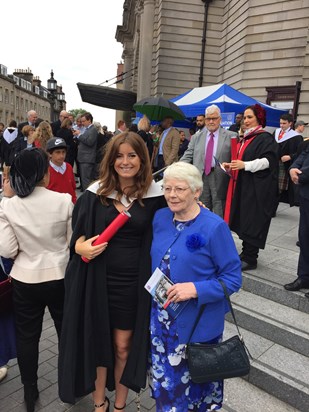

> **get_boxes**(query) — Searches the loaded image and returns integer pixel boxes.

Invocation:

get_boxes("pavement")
[0,202,304,412]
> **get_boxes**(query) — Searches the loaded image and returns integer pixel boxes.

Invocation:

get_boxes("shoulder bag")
[186,279,252,383]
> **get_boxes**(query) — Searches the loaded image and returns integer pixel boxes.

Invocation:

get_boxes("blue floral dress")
[149,220,223,412]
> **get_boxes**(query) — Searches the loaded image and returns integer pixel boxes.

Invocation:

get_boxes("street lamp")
[47,70,57,121]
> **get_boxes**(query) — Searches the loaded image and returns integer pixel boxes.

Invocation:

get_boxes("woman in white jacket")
[0,148,73,412]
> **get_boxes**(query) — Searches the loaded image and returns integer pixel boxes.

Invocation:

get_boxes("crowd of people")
[0,103,308,412]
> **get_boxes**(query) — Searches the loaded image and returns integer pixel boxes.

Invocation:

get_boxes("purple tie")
[205,132,214,175]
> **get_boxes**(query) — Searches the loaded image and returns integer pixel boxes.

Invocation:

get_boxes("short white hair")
[205,104,221,117]
[163,162,203,191]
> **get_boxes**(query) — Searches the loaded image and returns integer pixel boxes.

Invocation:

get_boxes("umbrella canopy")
[170,84,287,127]
[133,96,185,121]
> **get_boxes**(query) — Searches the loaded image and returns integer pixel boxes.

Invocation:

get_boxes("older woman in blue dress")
[149,162,242,411]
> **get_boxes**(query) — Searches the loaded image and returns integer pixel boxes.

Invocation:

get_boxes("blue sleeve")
[193,221,242,305]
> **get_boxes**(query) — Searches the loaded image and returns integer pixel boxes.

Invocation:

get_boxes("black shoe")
[241,261,257,271]
[305,292,309,299]
[296,240,300,247]
[284,278,309,291]
[24,383,39,412]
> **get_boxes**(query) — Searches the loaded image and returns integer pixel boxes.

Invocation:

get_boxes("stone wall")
[116,0,309,122]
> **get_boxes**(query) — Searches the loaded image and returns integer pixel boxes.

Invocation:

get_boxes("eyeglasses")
[205,117,220,121]
[162,186,190,195]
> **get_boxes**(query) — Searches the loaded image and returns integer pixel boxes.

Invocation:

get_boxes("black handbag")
[186,279,252,383]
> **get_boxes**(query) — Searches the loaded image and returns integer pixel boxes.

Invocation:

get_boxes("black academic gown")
[229,131,279,249]
[278,134,303,206]
[58,183,165,404]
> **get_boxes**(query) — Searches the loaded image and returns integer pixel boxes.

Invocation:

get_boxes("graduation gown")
[276,131,303,206]
[229,131,279,249]
[58,181,165,404]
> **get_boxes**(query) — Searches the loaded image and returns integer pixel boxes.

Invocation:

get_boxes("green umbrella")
[133,96,185,121]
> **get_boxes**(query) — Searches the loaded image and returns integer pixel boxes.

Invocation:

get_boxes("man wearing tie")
[181,104,237,217]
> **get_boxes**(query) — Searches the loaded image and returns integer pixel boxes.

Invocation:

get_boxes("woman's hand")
[221,162,231,172]
[75,235,108,260]
[166,282,197,302]
[229,160,245,170]
[2,178,15,198]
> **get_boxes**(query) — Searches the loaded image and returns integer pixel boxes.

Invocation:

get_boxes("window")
[4,89,9,104]
[16,96,19,109]
[266,82,301,118]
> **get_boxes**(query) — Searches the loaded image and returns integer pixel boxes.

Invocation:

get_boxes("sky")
[1,1,125,131]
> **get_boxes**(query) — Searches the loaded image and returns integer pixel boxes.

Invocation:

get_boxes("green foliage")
[68,108,88,118]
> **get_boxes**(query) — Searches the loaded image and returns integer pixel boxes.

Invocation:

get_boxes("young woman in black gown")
[58,132,165,412]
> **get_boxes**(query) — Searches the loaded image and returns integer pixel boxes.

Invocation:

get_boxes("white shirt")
[50,160,67,175]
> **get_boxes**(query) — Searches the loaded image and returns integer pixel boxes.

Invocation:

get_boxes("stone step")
[223,377,300,412]
[228,289,309,357]
[241,271,309,314]
[224,321,309,412]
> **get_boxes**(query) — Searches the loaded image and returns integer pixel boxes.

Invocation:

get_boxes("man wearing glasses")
[181,104,236,217]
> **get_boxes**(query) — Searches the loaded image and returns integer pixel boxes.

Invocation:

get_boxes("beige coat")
[160,127,181,166]
[0,187,73,283]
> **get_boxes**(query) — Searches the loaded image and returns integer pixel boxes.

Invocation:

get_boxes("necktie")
[205,132,214,175]
[278,130,284,140]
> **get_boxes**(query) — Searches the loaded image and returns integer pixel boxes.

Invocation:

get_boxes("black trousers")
[12,279,64,384]
[297,195,309,281]
[241,241,259,265]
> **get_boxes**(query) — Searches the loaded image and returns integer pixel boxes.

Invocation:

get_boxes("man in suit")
[181,104,237,217]
[157,117,180,170]
[51,110,69,136]
[17,110,38,137]
[74,112,98,191]
[284,146,309,296]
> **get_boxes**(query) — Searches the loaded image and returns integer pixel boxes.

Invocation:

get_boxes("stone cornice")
[115,0,138,44]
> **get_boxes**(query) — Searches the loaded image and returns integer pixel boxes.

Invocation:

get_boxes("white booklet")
[145,267,189,319]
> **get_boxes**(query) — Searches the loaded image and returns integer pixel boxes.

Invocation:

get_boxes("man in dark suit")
[74,112,98,191]
[284,146,309,295]
[51,110,69,136]
[229,113,243,133]
[181,104,237,217]
[17,110,38,137]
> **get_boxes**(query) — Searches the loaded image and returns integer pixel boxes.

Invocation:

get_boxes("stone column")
[137,0,155,100]
[123,45,134,91]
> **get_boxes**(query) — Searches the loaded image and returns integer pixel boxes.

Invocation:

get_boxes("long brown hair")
[97,131,153,205]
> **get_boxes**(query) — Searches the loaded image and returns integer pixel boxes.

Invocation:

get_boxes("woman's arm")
[0,201,18,259]
[193,222,242,305]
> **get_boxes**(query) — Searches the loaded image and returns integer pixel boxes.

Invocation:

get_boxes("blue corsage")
[186,233,206,252]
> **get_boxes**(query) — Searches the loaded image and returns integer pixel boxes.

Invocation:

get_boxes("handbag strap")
[217,279,244,342]
[187,279,249,347]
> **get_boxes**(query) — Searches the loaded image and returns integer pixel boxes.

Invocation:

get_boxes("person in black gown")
[58,132,165,412]
[223,104,278,271]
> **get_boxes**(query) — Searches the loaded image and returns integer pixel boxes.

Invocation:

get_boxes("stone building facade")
[0,65,66,126]
[116,0,309,123]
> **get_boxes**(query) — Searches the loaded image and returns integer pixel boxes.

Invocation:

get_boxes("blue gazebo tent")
[170,83,287,127]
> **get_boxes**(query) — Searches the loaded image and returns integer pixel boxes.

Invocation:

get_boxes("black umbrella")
[133,96,185,121]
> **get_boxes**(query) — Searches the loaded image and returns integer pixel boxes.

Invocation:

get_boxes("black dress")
[104,200,150,330]
[58,183,165,404]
